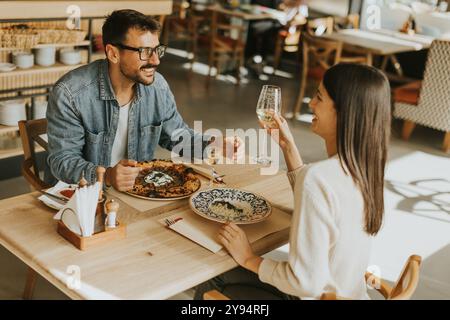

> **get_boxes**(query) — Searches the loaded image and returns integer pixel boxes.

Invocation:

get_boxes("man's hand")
[105,159,141,191]
[209,136,244,162]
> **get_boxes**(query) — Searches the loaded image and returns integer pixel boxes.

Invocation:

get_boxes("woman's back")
[273,155,372,299]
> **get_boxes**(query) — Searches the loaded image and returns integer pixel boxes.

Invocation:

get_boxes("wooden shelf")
[0,62,84,77]
[0,145,44,160]
[0,147,22,160]
[0,41,91,52]
[91,52,106,61]
[0,125,19,135]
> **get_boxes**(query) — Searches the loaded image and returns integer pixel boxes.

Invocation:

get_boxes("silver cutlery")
[39,190,68,205]
[164,217,182,227]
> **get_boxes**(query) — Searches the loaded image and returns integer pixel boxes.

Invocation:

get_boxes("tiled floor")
[0,51,449,299]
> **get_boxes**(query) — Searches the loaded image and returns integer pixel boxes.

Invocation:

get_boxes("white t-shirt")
[258,155,372,299]
[110,101,131,167]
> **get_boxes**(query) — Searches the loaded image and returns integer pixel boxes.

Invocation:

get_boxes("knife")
[184,163,225,183]
[39,190,68,205]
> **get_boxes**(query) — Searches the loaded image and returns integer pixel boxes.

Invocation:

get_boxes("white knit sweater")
[258,155,372,299]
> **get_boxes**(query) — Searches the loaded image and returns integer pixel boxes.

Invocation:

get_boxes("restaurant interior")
[0,0,449,300]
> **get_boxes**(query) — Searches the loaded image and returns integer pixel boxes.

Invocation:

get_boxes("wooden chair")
[204,255,422,300]
[334,13,360,30]
[332,13,372,66]
[18,118,50,300]
[272,10,307,71]
[306,16,334,36]
[18,118,50,191]
[321,255,422,300]
[162,0,204,66]
[287,26,371,119]
[288,32,342,119]
[207,10,246,85]
[393,40,450,153]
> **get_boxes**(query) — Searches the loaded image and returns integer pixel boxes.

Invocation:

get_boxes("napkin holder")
[57,199,127,251]
[56,167,127,250]
[57,220,126,251]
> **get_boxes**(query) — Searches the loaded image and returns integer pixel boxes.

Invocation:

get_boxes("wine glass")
[255,85,281,165]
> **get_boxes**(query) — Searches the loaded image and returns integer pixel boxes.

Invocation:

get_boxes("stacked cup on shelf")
[0,100,26,126]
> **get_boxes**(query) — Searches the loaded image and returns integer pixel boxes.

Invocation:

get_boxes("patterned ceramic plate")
[189,188,272,224]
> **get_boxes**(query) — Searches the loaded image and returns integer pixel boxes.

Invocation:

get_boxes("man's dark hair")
[102,9,160,48]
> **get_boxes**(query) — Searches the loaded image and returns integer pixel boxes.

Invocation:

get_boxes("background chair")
[162,0,205,67]
[18,118,50,300]
[306,16,334,36]
[321,255,422,300]
[207,11,246,85]
[18,118,50,191]
[287,31,342,119]
[393,40,450,153]
[272,9,308,71]
[204,255,422,300]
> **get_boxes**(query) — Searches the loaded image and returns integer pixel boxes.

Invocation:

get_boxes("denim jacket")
[45,59,208,185]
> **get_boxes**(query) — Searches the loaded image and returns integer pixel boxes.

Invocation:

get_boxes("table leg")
[390,54,404,77]
[23,267,37,300]
[381,55,389,71]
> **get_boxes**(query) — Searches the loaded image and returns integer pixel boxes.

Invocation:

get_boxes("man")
[46,9,238,191]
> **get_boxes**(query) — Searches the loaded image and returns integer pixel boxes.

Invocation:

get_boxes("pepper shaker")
[104,199,119,229]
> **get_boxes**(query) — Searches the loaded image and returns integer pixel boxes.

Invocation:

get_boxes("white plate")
[0,63,16,72]
[39,181,78,210]
[189,188,272,224]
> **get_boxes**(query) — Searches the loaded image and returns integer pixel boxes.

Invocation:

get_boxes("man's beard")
[120,63,158,85]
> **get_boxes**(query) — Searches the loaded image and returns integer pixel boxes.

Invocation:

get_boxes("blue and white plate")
[189,188,272,224]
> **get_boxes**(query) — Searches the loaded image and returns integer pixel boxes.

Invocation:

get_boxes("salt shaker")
[104,199,119,229]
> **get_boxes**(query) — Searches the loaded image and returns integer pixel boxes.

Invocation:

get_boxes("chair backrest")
[321,254,422,300]
[301,31,342,70]
[18,118,50,190]
[209,11,245,51]
[306,17,334,36]
[416,40,450,131]
[335,14,360,30]
[389,255,422,300]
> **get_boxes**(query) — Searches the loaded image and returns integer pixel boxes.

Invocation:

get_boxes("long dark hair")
[323,63,391,236]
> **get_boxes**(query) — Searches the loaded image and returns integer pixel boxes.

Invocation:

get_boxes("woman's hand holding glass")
[258,113,295,151]
[258,113,304,172]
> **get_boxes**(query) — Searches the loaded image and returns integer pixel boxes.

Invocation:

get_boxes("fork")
[165,217,183,227]
[164,218,175,227]
[211,167,226,184]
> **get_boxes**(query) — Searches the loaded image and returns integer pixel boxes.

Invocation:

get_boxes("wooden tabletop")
[207,4,276,21]
[322,29,433,55]
[0,162,293,299]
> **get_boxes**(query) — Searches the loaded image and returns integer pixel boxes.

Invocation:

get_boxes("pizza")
[127,159,201,199]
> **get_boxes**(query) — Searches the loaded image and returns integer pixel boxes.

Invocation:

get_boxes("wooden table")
[206,4,281,22]
[322,28,434,78]
[0,163,293,299]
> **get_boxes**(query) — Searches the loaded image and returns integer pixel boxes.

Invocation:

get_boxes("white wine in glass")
[255,85,281,165]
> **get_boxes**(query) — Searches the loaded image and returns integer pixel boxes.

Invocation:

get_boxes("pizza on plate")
[127,159,201,199]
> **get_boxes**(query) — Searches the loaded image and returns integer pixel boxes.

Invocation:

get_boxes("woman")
[194,63,392,300]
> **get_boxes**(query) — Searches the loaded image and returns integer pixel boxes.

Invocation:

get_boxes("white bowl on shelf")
[35,46,56,67]
[0,100,27,126]
[33,100,47,120]
[0,63,16,72]
[12,51,34,69]
[60,49,81,65]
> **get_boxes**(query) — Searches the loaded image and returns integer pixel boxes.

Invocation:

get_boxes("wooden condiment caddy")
[57,167,127,251]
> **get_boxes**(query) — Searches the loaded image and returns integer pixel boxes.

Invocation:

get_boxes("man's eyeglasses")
[113,43,167,60]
